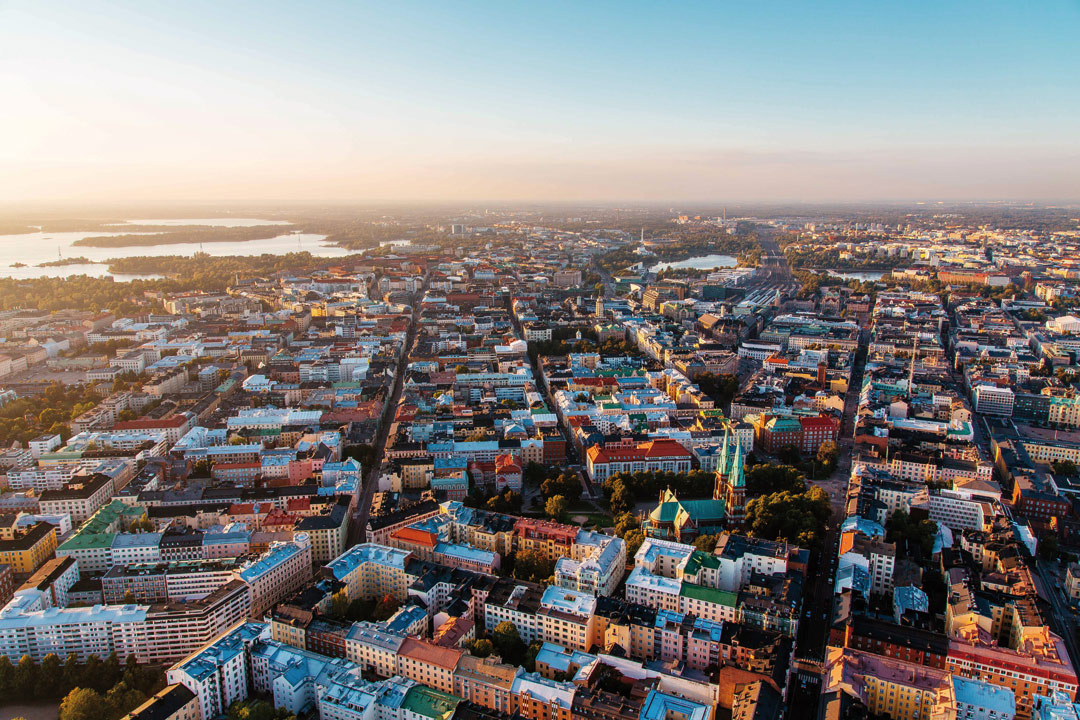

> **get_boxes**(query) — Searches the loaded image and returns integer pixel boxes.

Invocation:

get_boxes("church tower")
[714,428,747,529]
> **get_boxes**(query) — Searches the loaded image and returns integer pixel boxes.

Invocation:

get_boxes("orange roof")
[588,438,691,464]
[391,526,438,548]
[494,454,521,472]
[398,637,464,669]
[639,439,692,458]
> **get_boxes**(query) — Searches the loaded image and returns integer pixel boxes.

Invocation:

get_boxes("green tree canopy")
[60,688,107,720]
[465,638,494,658]
[545,494,569,522]
[745,486,831,547]
[744,464,805,496]
[492,621,526,665]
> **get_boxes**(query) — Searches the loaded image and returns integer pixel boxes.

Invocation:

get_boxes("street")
[347,276,425,546]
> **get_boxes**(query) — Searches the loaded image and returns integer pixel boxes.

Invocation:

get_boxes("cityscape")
[1,4,1079,720]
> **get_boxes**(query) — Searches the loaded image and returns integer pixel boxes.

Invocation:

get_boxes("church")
[642,428,748,542]
[714,426,748,529]
[643,488,727,543]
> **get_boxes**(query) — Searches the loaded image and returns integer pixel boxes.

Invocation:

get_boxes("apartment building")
[239,534,314,617]
[397,637,463,694]
[39,472,115,524]
[326,544,413,603]
[0,522,58,578]
[344,621,405,677]
[0,579,251,664]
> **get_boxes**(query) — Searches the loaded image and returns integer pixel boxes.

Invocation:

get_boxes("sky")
[0,1,1078,205]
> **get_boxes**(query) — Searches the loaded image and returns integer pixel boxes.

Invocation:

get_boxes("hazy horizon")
[2,1,1078,205]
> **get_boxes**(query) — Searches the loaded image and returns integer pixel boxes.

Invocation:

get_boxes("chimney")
[817,362,827,388]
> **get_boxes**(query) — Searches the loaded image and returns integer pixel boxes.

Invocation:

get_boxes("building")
[119,684,201,720]
[1067,564,1080,604]
[0,522,58,578]
[39,473,115,524]
[325,544,412,603]
[16,556,79,609]
[974,385,1016,417]
[0,580,251,664]
[823,647,948,720]
[396,637,463,693]
[584,439,693,483]
[642,490,726,543]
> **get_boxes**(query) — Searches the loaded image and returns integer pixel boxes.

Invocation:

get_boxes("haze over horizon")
[2,1,1078,205]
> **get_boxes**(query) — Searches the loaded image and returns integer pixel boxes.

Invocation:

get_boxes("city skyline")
[1,1,1078,204]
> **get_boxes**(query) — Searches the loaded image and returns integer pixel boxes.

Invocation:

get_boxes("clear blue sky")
[1,0,1077,203]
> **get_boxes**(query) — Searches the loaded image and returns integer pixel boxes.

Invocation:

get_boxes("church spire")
[731,439,745,488]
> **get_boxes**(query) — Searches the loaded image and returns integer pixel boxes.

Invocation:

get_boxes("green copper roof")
[400,686,462,720]
[680,582,738,607]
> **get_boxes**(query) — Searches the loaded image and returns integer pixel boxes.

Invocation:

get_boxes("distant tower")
[714,427,747,529]
[641,227,645,244]
[595,296,605,318]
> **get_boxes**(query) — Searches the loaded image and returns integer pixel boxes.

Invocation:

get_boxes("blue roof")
[434,542,495,565]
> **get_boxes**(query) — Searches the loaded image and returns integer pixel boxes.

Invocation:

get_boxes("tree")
[103,651,122,691]
[523,461,547,487]
[613,512,640,538]
[60,653,81,695]
[60,687,106,720]
[14,654,37,699]
[777,445,802,465]
[227,699,298,720]
[486,489,522,514]
[545,494,569,522]
[692,534,722,553]
[512,548,556,584]
[886,510,938,558]
[541,473,582,503]
[745,464,805,496]
[372,594,400,621]
[696,373,740,409]
[330,589,350,618]
[1052,460,1078,476]
[607,478,634,515]
[129,516,155,533]
[816,441,839,468]
[624,529,645,559]
[0,655,13,698]
[105,682,148,718]
[745,487,831,547]
[493,621,526,665]
[523,642,542,673]
[465,638,494,658]
[1040,533,1061,562]
[37,653,61,699]
[81,654,104,693]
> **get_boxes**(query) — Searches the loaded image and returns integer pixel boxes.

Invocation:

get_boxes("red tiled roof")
[391,527,438,548]
[286,497,311,512]
[114,415,190,430]
[800,415,838,430]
